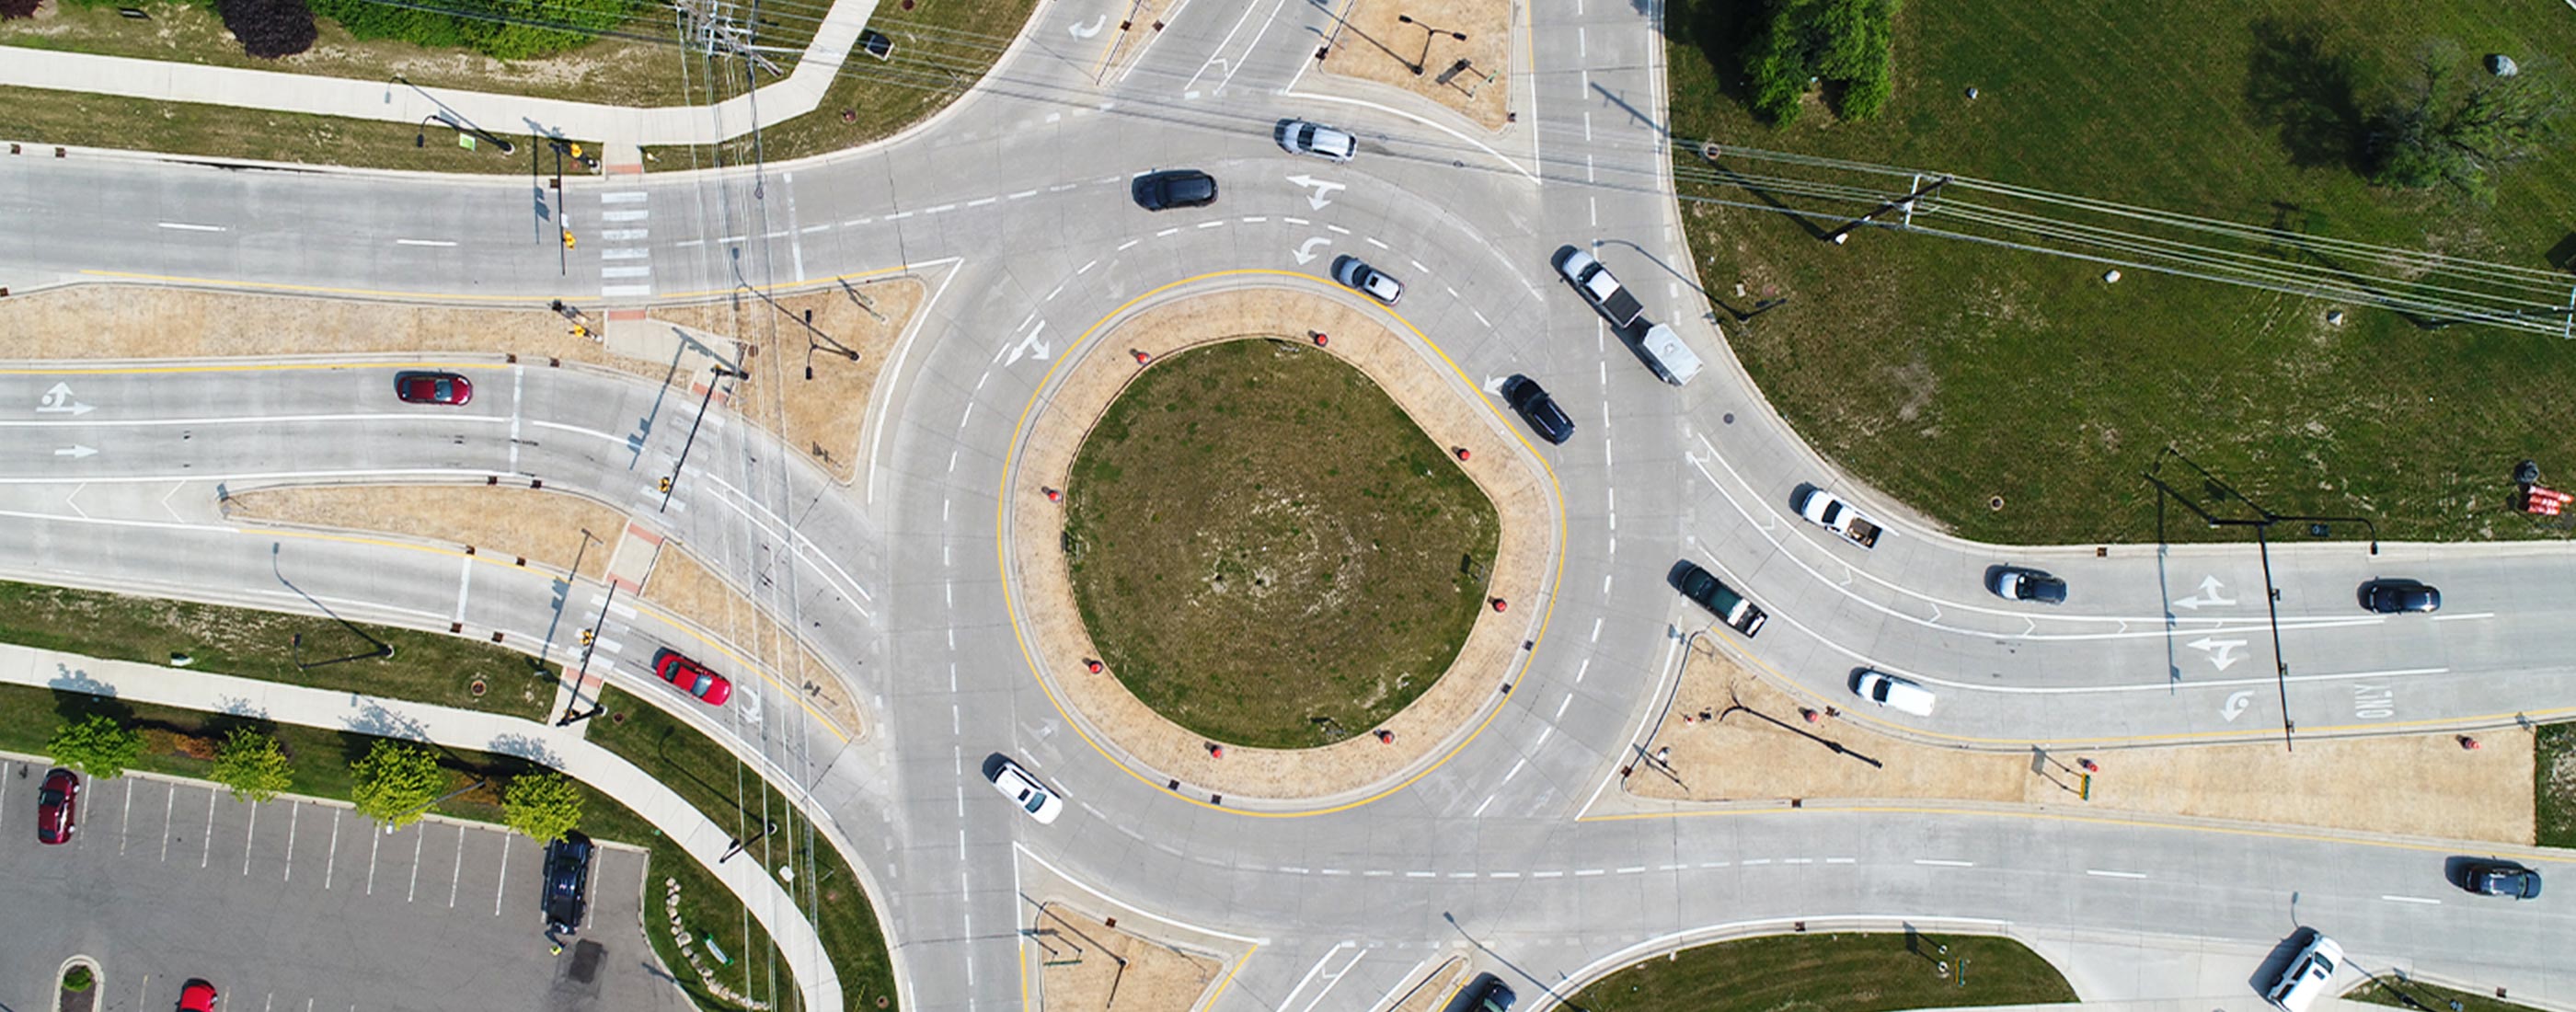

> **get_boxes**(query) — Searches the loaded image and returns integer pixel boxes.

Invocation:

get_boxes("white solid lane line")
[2086,868,2148,879]
[1915,858,1975,868]
[395,238,458,247]
[2380,894,2443,904]
[156,222,226,232]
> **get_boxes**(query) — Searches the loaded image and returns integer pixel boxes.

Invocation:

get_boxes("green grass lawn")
[588,685,899,1012]
[2536,722,2576,848]
[2348,976,2543,1012]
[642,0,1041,167]
[1662,0,2576,545]
[0,579,554,719]
[1558,931,2075,1012]
[1060,339,1500,749]
[0,84,599,174]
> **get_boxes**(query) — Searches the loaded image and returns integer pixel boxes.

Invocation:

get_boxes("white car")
[987,758,1064,824]
[1332,255,1403,305]
[1851,669,1935,717]
[1276,119,1356,162]
[2263,933,2342,1012]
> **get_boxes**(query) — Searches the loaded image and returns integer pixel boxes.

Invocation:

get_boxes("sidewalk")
[0,640,843,1012]
[0,0,879,148]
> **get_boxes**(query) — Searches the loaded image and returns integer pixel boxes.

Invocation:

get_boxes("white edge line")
[1011,842,1271,945]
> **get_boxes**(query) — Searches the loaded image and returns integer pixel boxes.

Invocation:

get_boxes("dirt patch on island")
[1318,0,1513,130]
[228,484,624,581]
[1635,641,2536,844]
[1030,902,1224,1012]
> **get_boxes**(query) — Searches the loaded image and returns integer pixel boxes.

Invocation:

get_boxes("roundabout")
[1000,282,1563,804]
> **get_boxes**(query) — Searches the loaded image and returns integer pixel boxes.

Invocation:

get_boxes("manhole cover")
[567,940,605,983]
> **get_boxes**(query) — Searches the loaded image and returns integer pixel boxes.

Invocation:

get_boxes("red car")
[652,649,732,706]
[394,371,473,406]
[36,767,77,845]
[178,980,219,1012]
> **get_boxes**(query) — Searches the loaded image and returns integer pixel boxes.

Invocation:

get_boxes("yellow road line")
[995,270,1569,819]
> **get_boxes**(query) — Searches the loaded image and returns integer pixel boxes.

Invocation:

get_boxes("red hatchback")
[178,980,219,1012]
[394,371,473,406]
[36,767,77,845]
[652,649,732,706]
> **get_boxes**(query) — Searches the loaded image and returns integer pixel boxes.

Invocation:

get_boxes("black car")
[1673,560,1767,636]
[1465,973,1516,1012]
[2459,859,2542,900]
[1990,566,2068,604]
[1131,169,1217,211]
[541,831,595,932]
[1501,374,1575,444]
[2360,578,2441,615]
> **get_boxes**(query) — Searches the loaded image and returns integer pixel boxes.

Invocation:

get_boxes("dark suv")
[541,831,595,933]
[2360,578,2440,615]
[1501,375,1575,444]
[1132,169,1217,211]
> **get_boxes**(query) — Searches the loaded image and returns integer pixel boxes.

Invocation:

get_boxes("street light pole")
[392,75,515,154]
[1395,15,1466,76]
[719,819,777,863]
[660,364,751,513]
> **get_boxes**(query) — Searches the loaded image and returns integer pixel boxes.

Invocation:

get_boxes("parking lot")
[0,758,690,1012]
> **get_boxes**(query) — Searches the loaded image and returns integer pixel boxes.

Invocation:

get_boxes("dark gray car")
[2360,578,2441,614]
[541,831,595,932]
[1132,169,1217,211]
[1501,374,1574,444]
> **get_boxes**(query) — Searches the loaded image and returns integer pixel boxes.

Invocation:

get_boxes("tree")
[350,741,443,829]
[501,772,583,843]
[1741,0,1902,125]
[211,729,293,803]
[2366,49,2567,202]
[214,0,317,58]
[48,715,142,779]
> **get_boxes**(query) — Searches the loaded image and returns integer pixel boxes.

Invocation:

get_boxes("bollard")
[1489,597,1507,613]
[1454,446,1471,461]
[1132,349,1152,364]
[1207,742,1224,759]
[1084,658,1102,673]
[1044,487,1063,502]
[1375,729,1394,744]
[1800,707,1819,723]
[1311,330,1329,347]
[2459,735,2481,751]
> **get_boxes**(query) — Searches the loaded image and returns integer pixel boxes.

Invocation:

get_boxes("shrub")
[62,966,93,992]
[1740,0,1901,124]
[0,0,41,22]
[307,0,652,61]
[217,0,319,57]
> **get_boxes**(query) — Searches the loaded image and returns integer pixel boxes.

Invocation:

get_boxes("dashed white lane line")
[1659,863,1687,871]
[1409,259,1428,272]
[2380,894,2442,905]
[1783,858,1811,865]
[1470,308,1493,328]
[1077,259,1098,274]
[1283,216,1309,225]
[1117,238,1141,251]
[395,238,457,247]
[1320,868,1348,876]
[1326,224,1351,235]
[926,203,957,213]
[1241,215,1267,223]
[1501,759,1526,783]
[800,224,830,234]
[1532,870,1563,879]
[1405,871,1436,879]
[1553,695,1570,719]
[1049,183,1077,192]
[2086,868,2147,880]
[1915,858,1975,868]
[157,222,226,232]
[1449,871,1478,879]
[1196,220,1225,229]
[887,212,914,221]
[1616,866,1646,874]
[1471,795,1496,818]
[1364,236,1389,249]
[968,197,998,207]
[1279,866,1310,874]
[1575,658,1589,683]
[1574,868,1606,877]
[1156,227,1180,237]
[1363,870,1393,877]
[1008,190,1039,200]
[1589,617,1603,641]
[1825,857,1857,864]
[1489,871,1519,879]
[1742,858,1771,867]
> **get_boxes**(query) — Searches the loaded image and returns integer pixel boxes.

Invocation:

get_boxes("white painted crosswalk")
[596,190,653,299]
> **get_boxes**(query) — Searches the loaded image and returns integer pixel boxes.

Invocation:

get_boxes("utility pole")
[661,364,751,513]
[557,580,620,727]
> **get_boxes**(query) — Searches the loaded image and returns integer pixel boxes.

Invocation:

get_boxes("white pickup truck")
[1797,489,1884,549]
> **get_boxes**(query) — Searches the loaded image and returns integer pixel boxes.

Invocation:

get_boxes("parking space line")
[408,823,425,902]
[283,802,298,881]
[160,782,176,861]
[0,762,9,834]
[243,799,258,875]
[366,826,381,895]
[325,809,340,889]
[494,834,512,915]
[449,824,466,907]
[121,775,134,855]
[201,785,216,868]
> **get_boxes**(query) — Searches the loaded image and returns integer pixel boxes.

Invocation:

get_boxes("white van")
[1638,323,1704,386]
[2263,933,2342,1012]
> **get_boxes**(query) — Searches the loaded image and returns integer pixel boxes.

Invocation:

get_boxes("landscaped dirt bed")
[1062,339,1499,750]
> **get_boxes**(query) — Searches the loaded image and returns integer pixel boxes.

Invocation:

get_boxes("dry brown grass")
[228,484,624,581]
[1318,0,1512,130]
[1008,287,1556,800]
[1030,902,1223,1012]
[1636,642,2537,843]
[651,278,921,484]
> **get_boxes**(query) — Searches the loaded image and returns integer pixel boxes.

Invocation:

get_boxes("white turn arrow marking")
[1285,174,1346,211]
[1068,14,1104,37]
[2220,690,2252,721]
[36,382,94,416]
[2171,575,2237,610]
[1482,375,1507,395]
[54,444,98,459]
[2187,636,2248,671]
[1294,236,1332,264]
[1003,319,1051,367]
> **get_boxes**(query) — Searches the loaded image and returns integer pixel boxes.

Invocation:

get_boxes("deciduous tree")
[211,729,293,803]
[48,715,142,779]
[350,740,443,829]
[502,772,583,843]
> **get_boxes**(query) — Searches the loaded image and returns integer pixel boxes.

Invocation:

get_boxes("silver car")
[1332,255,1402,305]
[1276,119,1357,163]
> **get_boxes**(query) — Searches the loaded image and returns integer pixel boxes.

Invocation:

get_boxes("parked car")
[178,980,220,1012]
[1989,567,2068,604]
[1275,119,1356,162]
[1331,255,1403,305]
[2457,858,2543,900]
[1673,560,1766,636]
[541,831,596,933]
[1500,375,1575,445]
[394,371,472,406]
[2360,578,2441,615]
[1797,489,1884,549]
[1464,973,1516,1012]
[2261,931,2342,1012]
[986,757,1064,824]
[36,767,78,845]
[1131,169,1217,211]
[1850,670,1935,717]
[652,648,734,707]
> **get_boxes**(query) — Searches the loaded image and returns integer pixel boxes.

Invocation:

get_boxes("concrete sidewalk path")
[0,0,878,148]
[0,640,844,1012]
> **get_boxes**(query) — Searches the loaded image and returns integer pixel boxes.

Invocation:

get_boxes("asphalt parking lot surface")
[0,758,689,1012]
